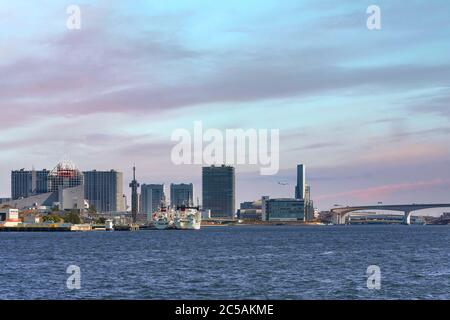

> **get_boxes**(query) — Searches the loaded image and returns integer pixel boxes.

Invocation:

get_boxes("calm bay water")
[0,225,449,300]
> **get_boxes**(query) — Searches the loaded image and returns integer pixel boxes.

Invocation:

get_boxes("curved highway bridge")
[331,204,450,225]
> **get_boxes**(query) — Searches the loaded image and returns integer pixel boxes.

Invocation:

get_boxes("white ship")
[174,206,201,230]
[152,198,174,230]
[153,214,170,230]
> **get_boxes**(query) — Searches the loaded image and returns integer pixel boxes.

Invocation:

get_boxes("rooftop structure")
[47,160,84,192]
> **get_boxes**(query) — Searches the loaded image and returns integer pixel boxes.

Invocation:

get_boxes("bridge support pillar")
[331,214,338,225]
[404,211,412,225]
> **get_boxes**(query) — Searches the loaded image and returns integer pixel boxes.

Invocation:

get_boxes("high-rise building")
[170,183,193,207]
[7,161,87,212]
[84,170,125,213]
[129,166,140,223]
[295,164,305,200]
[202,165,235,218]
[304,185,314,221]
[140,184,165,215]
[11,169,49,200]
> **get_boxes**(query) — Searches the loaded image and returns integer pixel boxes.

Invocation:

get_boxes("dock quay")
[114,224,140,231]
[0,225,71,232]
[0,223,74,232]
[0,223,137,232]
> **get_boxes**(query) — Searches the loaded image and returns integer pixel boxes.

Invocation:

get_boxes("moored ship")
[174,206,201,230]
[152,199,174,230]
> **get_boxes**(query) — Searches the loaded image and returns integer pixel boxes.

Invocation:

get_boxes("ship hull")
[153,220,170,230]
[177,220,201,230]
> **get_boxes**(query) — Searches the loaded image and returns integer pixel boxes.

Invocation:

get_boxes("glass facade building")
[11,169,50,200]
[262,197,305,221]
[140,184,165,214]
[84,170,125,213]
[170,183,193,207]
[202,165,235,218]
[295,164,305,200]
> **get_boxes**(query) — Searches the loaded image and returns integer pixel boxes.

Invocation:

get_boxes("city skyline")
[3,161,449,217]
[1,1,449,212]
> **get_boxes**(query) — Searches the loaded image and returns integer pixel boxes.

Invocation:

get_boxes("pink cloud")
[316,179,449,202]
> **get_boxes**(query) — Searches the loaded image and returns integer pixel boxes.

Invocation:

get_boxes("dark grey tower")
[295,164,305,200]
[202,165,235,218]
[129,166,140,223]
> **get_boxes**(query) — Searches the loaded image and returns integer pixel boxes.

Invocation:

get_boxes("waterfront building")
[237,209,262,220]
[11,169,50,200]
[140,184,165,215]
[237,200,262,220]
[202,165,235,218]
[304,185,315,221]
[261,196,305,221]
[11,161,83,200]
[170,183,193,207]
[23,214,43,224]
[295,164,305,200]
[2,184,86,211]
[84,170,125,213]
[240,201,258,210]
[0,208,20,226]
[5,161,87,212]
[292,164,314,221]
[0,198,11,204]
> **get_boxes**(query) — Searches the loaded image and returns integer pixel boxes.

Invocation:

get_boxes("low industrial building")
[23,214,43,224]
[0,198,11,204]
[237,200,262,220]
[0,208,21,226]
[0,185,87,211]
[261,197,305,221]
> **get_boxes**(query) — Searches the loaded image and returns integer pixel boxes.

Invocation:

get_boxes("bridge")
[330,204,450,225]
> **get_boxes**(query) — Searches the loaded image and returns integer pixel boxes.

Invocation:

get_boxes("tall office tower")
[83,170,125,213]
[170,183,193,207]
[304,185,314,221]
[11,169,50,200]
[47,160,84,192]
[295,164,306,200]
[129,166,140,223]
[305,185,311,202]
[140,184,165,215]
[202,165,235,218]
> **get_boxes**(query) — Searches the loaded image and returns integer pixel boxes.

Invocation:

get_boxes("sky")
[0,0,449,214]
